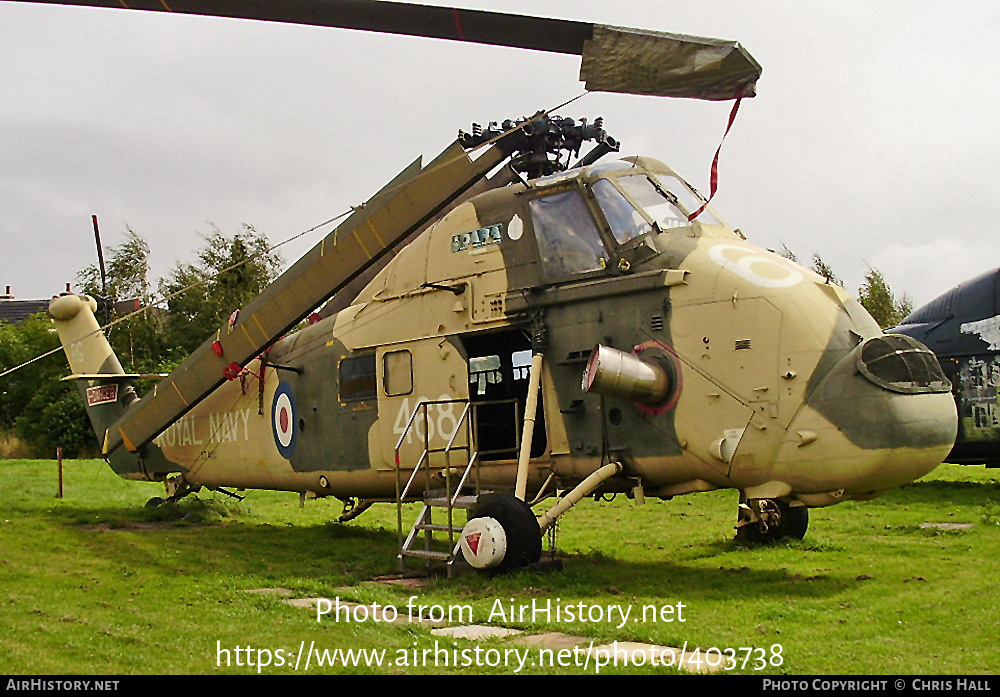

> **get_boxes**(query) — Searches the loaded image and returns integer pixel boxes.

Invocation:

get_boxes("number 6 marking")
[709,243,804,288]
[70,340,85,366]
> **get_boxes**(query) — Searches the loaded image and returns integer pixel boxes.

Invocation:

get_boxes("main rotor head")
[459,114,619,180]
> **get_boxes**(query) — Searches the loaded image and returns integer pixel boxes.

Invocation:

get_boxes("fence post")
[56,447,64,499]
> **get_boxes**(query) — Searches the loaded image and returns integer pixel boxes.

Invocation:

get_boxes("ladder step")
[414,523,463,533]
[401,549,452,561]
[425,495,478,509]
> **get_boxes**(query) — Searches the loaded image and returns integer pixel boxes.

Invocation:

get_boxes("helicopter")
[889,267,1000,469]
[33,0,958,573]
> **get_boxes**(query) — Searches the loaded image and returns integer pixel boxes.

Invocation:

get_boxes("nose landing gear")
[736,496,809,544]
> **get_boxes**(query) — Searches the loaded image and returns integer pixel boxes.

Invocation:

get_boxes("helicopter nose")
[774,335,957,500]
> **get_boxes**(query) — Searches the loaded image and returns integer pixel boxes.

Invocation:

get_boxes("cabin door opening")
[461,331,547,462]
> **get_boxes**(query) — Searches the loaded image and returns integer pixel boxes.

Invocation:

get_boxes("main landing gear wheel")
[736,497,808,544]
[460,494,542,573]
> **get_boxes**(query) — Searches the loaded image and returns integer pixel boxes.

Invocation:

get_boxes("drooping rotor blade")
[11,0,761,99]
[101,134,517,456]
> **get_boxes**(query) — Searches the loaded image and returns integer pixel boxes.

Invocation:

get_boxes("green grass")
[0,459,997,675]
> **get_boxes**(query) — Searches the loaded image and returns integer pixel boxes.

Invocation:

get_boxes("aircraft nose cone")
[780,336,958,496]
[847,390,957,490]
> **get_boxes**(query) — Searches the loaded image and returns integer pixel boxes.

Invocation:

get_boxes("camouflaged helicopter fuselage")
[94,157,955,507]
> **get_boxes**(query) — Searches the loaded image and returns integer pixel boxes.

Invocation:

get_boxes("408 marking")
[392,395,461,446]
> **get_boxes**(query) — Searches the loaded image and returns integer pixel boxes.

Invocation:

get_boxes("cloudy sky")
[2,0,999,310]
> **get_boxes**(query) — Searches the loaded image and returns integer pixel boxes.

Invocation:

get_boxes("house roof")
[0,293,146,325]
[0,298,50,325]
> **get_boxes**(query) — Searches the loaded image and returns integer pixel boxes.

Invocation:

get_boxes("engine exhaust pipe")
[582,344,673,406]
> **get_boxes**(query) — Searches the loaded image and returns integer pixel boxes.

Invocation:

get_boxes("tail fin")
[49,293,179,479]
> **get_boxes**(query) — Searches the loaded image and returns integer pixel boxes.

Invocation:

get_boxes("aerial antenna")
[91,214,110,325]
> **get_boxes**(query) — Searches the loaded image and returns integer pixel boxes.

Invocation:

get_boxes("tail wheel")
[461,494,541,572]
[736,497,808,544]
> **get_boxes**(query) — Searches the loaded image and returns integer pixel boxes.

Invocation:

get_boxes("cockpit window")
[856,335,951,394]
[651,173,724,226]
[617,175,692,230]
[529,189,608,278]
[592,179,653,244]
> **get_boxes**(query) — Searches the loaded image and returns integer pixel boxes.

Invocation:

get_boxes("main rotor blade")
[11,0,760,99]
[101,135,515,455]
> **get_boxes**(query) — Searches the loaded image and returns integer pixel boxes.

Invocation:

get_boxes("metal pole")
[92,215,110,326]
[56,447,63,499]
[514,353,543,501]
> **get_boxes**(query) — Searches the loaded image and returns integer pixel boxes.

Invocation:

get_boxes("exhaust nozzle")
[582,344,674,407]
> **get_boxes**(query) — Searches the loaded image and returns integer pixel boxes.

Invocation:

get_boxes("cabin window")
[469,354,502,396]
[528,189,608,278]
[469,350,533,395]
[339,353,377,402]
[383,350,413,396]
[511,349,532,380]
[592,179,653,244]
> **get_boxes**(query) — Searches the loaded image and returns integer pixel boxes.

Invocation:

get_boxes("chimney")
[0,286,12,300]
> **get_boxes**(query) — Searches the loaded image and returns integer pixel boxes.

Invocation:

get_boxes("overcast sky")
[2,0,999,310]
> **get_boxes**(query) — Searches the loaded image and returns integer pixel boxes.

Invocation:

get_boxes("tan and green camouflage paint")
[52,157,957,508]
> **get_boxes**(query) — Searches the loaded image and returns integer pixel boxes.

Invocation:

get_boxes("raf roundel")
[271,381,298,459]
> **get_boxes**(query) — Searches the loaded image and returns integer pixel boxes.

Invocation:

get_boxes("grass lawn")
[0,458,997,675]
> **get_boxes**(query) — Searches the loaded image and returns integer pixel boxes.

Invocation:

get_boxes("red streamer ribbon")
[688,94,743,222]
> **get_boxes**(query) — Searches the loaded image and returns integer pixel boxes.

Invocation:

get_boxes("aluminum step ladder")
[394,397,524,576]
[395,399,479,577]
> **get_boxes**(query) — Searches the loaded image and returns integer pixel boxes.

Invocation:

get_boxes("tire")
[736,498,808,544]
[469,494,542,572]
[144,496,165,509]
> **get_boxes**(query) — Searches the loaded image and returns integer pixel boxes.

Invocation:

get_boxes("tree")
[1,224,283,457]
[777,242,798,263]
[777,245,842,286]
[811,253,841,286]
[160,225,283,354]
[0,314,94,457]
[770,245,915,329]
[78,227,169,373]
[858,266,914,329]
[78,226,152,307]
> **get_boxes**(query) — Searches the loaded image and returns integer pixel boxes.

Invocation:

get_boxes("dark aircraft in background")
[890,267,1000,467]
